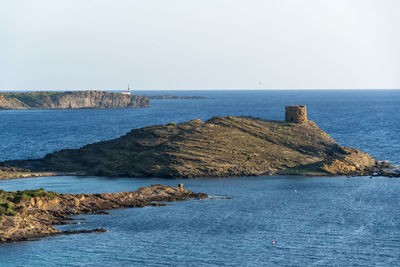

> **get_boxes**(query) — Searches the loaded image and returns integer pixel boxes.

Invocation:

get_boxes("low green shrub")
[0,188,58,216]
[0,201,16,216]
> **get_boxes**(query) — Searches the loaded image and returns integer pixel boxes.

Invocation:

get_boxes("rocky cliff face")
[0,116,388,178]
[0,90,149,109]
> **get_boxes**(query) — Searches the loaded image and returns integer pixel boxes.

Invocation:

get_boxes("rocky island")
[0,105,391,179]
[0,90,149,109]
[0,184,207,243]
[148,95,207,100]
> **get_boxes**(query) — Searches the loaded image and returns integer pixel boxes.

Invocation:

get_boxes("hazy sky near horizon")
[1,0,399,90]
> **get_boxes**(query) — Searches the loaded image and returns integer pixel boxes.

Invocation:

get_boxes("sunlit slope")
[37,116,381,178]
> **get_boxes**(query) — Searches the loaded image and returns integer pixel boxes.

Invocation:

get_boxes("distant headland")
[0,90,149,110]
[0,105,393,179]
[0,90,207,110]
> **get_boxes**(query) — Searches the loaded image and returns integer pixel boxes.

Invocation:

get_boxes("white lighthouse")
[121,84,132,95]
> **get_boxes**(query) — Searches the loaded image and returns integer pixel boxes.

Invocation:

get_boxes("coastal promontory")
[0,106,389,178]
[0,90,149,109]
[0,185,207,243]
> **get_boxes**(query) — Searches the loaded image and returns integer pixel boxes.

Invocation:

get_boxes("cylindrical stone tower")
[285,105,307,123]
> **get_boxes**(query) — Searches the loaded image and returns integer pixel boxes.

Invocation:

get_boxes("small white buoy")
[384,183,387,187]
[294,189,297,193]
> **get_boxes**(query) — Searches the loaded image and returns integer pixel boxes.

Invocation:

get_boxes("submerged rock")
[0,90,149,110]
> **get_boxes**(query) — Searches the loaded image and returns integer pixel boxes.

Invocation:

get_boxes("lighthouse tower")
[121,84,132,95]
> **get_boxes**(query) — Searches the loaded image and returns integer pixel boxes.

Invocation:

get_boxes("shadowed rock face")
[0,185,207,243]
[0,116,388,179]
[0,90,149,109]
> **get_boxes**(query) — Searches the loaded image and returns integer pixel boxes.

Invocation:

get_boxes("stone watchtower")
[285,105,307,123]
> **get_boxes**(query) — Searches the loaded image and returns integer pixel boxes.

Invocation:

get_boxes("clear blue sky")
[1,0,399,90]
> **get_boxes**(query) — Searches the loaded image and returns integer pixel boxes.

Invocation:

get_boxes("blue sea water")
[0,90,400,266]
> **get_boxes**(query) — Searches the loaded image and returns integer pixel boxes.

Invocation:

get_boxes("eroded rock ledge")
[0,185,207,243]
[0,90,149,110]
[0,115,391,179]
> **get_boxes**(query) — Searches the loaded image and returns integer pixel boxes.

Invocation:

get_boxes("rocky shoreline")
[372,169,400,178]
[0,167,67,180]
[0,185,207,243]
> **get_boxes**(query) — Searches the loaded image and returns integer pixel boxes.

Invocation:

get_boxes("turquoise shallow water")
[0,90,400,266]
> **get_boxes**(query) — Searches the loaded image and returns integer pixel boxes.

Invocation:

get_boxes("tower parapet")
[285,105,307,123]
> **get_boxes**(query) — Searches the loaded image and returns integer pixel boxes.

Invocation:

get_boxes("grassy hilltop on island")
[0,111,389,179]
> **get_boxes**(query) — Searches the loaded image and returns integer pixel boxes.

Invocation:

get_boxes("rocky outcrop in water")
[0,185,207,243]
[0,91,149,110]
[372,169,400,178]
[148,95,206,100]
[0,115,390,179]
